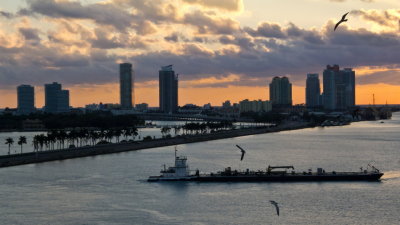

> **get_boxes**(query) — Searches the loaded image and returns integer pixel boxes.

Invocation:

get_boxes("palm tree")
[78,128,89,146]
[37,134,46,151]
[46,131,57,150]
[114,129,122,143]
[68,130,78,147]
[33,135,39,152]
[131,127,138,141]
[88,130,99,145]
[105,129,114,143]
[57,130,67,149]
[173,126,181,136]
[99,129,106,141]
[122,128,132,141]
[17,136,27,154]
[5,137,14,155]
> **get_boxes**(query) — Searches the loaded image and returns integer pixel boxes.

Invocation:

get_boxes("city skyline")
[1,64,395,109]
[0,0,399,107]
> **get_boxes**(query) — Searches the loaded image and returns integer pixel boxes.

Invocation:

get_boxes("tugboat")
[147,147,384,182]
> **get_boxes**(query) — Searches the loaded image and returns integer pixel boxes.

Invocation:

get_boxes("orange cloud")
[181,74,241,87]
[354,66,400,76]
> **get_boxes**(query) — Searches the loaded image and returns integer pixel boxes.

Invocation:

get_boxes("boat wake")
[381,171,400,180]
[136,208,181,223]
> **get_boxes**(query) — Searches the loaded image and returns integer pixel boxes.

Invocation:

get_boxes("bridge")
[131,113,253,122]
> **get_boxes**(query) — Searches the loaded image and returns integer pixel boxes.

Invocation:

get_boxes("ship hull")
[148,173,383,182]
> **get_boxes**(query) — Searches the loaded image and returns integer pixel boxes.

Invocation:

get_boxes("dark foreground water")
[1,114,400,225]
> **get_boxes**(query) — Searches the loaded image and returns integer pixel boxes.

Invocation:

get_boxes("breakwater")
[0,122,310,168]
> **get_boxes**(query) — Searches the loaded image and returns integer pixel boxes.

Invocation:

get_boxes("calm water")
[0,114,399,224]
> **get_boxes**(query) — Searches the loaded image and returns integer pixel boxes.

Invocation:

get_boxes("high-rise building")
[322,65,355,110]
[323,65,339,110]
[44,82,70,113]
[159,65,178,114]
[239,99,272,113]
[17,85,35,114]
[269,76,292,107]
[306,74,321,108]
[120,63,134,109]
[341,68,356,108]
[58,90,70,112]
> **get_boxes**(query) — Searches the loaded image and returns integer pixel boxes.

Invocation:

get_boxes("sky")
[0,0,399,108]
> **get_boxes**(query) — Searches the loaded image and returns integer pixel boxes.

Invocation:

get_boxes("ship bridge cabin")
[161,155,190,177]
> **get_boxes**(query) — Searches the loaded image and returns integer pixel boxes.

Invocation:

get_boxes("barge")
[148,148,383,182]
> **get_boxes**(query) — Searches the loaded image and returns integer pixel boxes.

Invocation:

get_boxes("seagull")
[270,200,280,216]
[334,12,349,31]
[236,145,246,161]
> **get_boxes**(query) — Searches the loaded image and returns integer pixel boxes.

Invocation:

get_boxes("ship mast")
[175,146,177,158]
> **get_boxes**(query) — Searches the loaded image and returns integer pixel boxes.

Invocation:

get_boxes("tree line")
[4,127,138,154]
[0,111,144,130]
[3,121,235,155]
[160,121,234,137]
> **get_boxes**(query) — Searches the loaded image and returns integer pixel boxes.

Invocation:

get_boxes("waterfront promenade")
[0,121,310,168]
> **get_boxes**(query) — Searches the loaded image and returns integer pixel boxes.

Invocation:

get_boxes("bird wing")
[342,12,349,20]
[240,152,245,161]
[269,201,280,216]
[334,12,349,31]
[236,145,246,153]
[334,21,342,31]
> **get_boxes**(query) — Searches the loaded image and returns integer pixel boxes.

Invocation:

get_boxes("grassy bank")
[0,122,310,168]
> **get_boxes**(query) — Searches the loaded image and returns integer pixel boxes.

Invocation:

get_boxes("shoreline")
[0,122,312,168]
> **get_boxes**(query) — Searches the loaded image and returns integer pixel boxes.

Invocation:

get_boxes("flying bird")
[270,200,280,216]
[236,145,246,161]
[334,12,349,31]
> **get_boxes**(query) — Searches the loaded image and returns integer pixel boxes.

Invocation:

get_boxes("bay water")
[0,114,399,224]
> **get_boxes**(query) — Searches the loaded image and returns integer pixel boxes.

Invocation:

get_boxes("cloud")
[135,20,157,35]
[245,22,324,44]
[182,43,214,57]
[164,33,180,42]
[183,0,243,12]
[90,29,125,49]
[183,10,240,34]
[25,0,134,31]
[19,28,41,41]
[0,0,400,91]
[243,22,286,39]
[329,0,374,2]
[357,69,400,85]
[0,11,14,19]
[181,74,241,88]
[351,9,400,28]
